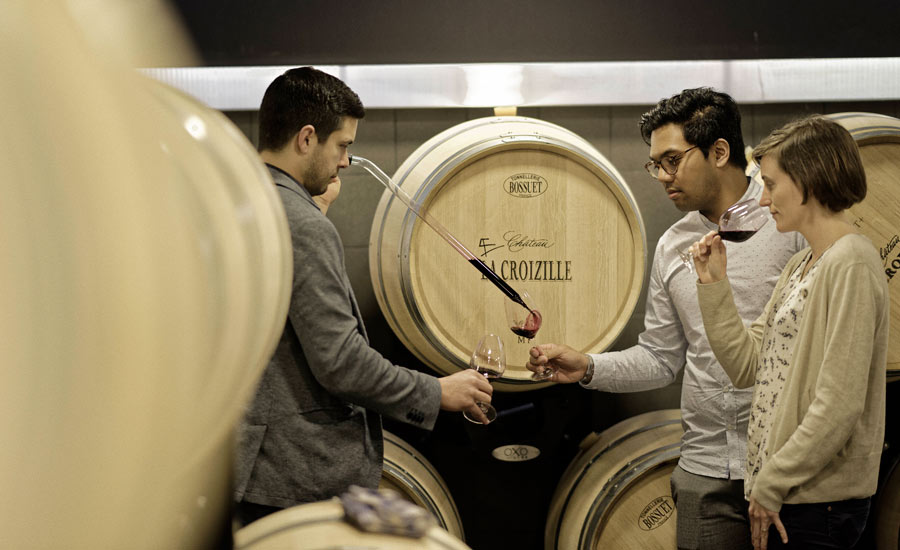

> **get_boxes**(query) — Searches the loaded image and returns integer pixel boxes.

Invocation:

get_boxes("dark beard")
[302,164,331,196]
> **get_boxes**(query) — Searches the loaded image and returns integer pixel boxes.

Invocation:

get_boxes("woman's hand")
[748,497,788,550]
[691,230,728,284]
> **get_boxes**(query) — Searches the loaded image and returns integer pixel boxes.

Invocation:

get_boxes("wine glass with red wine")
[504,290,551,380]
[463,333,505,424]
[505,289,542,339]
[679,198,769,272]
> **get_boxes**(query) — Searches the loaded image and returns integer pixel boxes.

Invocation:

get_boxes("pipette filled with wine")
[350,155,541,336]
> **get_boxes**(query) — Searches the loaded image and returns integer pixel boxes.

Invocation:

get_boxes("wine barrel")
[0,4,291,548]
[233,499,471,550]
[875,453,900,549]
[380,431,465,540]
[546,409,683,550]
[369,116,646,390]
[826,113,900,382]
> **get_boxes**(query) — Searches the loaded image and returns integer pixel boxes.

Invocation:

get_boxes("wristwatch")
[580,354,595,385]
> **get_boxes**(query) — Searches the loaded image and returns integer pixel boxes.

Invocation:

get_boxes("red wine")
[718,230,756,243]
[511,327,536,338]
[476,367,503,379]
[511,309,542,339]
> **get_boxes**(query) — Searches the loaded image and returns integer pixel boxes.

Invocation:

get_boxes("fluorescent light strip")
[141,58,900,111]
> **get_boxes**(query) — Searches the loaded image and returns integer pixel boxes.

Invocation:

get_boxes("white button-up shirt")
[585,182,806,480]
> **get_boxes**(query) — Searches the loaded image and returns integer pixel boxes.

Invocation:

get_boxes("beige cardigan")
[696,233,888,511]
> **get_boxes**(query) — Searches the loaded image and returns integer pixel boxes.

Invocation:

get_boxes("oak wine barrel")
[546,409,683,550]
[380,431,465,540]
[369,116,646,390]
[0,4,291,549]
[827,112,900,382]
[233,499,471,550]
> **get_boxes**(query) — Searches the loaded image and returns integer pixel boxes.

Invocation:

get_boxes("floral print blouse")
[745,250,825,498]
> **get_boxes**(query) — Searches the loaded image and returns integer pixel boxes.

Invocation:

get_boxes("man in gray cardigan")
[233,67,493,526]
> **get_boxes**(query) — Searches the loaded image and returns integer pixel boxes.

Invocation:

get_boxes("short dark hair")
[258,67,365,152]
[639,87,747,171]
[752,116,866,212]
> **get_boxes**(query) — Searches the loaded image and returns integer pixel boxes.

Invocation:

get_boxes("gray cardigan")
[234,165,442,508]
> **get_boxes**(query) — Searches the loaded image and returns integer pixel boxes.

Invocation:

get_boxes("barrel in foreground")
[0,2,291,548]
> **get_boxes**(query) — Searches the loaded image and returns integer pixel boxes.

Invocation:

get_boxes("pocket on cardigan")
[299,404,362,425]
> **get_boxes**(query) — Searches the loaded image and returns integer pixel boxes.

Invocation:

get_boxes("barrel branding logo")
[491,445,541,462]
[881,233,900,281]
[637,496,675,531]
[504,173,548,198]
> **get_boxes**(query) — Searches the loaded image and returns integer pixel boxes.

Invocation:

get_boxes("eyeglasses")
[644,146,699,178]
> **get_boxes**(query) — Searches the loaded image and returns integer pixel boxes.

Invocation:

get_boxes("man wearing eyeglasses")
[528,88,805,550]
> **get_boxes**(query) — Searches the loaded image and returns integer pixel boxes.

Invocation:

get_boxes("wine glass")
[504,290,551,380]
[505,290,542,340]
[678,198,769,272]
[462,333,505,424]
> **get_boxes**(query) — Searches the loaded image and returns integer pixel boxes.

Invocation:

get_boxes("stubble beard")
[303,153,334,197]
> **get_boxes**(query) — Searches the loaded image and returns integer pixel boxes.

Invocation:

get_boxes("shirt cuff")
[579,353,596,386]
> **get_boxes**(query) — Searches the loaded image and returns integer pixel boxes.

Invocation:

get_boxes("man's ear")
[713,138,730,168]
[295,124,316,153]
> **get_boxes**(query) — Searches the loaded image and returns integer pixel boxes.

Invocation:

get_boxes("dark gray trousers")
[670,465,752,550]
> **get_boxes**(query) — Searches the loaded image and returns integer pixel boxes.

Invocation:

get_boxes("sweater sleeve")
[695,277,769,389]
[751,261,885,510]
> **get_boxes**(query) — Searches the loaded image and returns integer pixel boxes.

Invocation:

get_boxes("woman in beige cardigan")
[690,116,888,550]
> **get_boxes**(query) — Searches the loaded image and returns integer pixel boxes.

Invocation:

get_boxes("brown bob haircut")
[752,116,866,212]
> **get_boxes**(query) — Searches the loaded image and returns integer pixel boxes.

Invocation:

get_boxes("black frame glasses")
[644,145,699,178]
